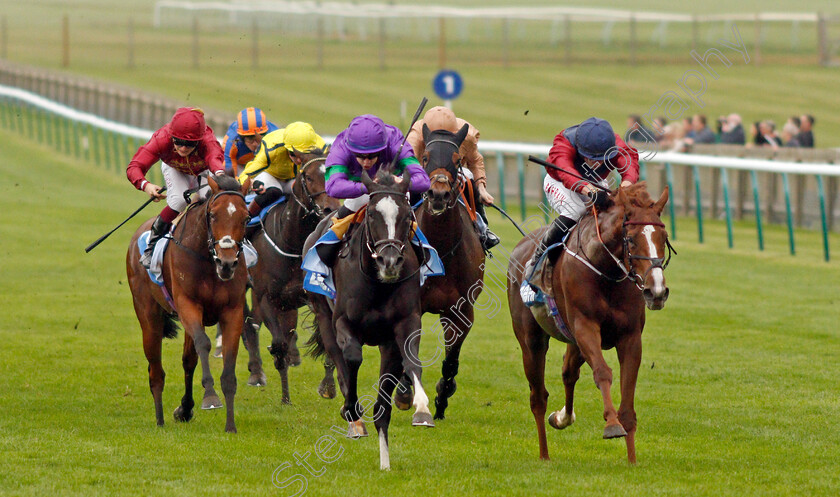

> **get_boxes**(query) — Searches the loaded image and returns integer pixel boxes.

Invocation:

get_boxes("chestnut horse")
[506,182,672,463]
[127,175,251,433]
[305,169,433,470]
[248,150,341,403]
[414,123,485,420]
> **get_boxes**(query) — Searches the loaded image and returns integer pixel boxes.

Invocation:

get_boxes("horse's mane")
[619,181,654,209]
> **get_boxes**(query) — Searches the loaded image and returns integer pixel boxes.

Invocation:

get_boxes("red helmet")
[169,107,206,141]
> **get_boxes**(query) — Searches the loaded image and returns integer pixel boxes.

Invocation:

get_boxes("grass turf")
[1,124,839,496]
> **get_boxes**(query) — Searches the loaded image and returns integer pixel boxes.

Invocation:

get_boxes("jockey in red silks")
[325,114,430,219]
[526,117,640,275]
[126,107,226,268]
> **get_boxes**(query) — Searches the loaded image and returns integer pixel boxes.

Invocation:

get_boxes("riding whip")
[85,187,167,253]
[527,155,611,193]
[487,203,527,237]
[387,96,428,172]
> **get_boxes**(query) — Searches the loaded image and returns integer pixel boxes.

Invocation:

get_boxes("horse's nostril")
[643,288,653,300]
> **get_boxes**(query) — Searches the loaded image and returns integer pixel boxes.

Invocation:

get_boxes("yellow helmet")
[283,122,325,153]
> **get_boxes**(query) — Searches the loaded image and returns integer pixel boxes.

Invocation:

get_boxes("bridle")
[360,190,423,283]
[565,207,676,291]
[291,157,328,219]
[260,156,329,259]
[422,137,462,212]
[206,190,247,266]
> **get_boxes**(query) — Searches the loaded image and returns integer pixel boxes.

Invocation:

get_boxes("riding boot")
[474,201,500,250]
[140,216,171,269]
[316,206,353,267]
[524,215,576,281]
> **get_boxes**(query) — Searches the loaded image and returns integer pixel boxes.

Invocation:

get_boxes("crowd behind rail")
[626,112,817,153]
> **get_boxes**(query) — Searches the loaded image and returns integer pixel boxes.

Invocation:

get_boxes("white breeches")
[253,171,294,195]
[162,163,210,213]
[543,175,609,221]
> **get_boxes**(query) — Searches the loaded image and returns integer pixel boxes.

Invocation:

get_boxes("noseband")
[364,190,413,260]
[206,190,247,265]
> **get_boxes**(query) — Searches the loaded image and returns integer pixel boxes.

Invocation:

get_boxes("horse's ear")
[208,174,220,193]
[455,123,469,145]
[615,186,628,207]
[361,169,375,190]
[422,123,431,141]
[240,177,251,196]
[399,167,412,194]
[654,186,669,215]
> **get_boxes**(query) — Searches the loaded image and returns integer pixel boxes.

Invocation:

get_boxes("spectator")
[624,114,655,146]
[682,117,695,140]
[719,113,746,145]
[759,120,780,149]
[798,114,814,148]
[748,121,767,148]
[660,122,688,152]
[688,114,716,145]
[781,120,801,147]
[652,116,668,142]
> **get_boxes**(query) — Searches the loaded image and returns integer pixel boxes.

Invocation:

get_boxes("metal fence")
[2,82,839,261]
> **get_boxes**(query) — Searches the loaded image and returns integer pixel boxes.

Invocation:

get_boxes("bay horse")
[506,182,672,463]
[247,149,341,403]
[127,175,251,433]
[413,123,485,420]
[305,169,433,470]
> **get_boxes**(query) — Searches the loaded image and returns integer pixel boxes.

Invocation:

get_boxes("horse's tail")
[162,312,179,340]
[303,307,326,359]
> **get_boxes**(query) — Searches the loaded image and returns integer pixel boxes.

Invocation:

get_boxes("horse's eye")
[422,156,429,165]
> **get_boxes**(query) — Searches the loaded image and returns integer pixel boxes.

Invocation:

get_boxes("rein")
[171,190,246,265]
[565,206,675,291]
[358,190,424,284]
[260,156,328,258]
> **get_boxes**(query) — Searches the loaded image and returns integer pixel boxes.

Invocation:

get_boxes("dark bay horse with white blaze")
[415,123,485,420]
[247,150,341,403]
[507,182,672,463]
[305,169,432,471]
[127,175,251,433]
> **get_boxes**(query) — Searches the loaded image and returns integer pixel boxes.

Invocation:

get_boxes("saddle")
[522,242,575,344]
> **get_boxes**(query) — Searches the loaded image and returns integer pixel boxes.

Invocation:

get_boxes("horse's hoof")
[201,395,223,410]
[318,382,336,399]
[394,387,412,411]
[548,408,575,430]
[347,420,368,439]
[603,423,628,439]
[248,371,267,387]
[412,412,435,427]
[173,405,193,422]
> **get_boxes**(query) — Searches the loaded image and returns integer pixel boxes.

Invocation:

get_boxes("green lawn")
[2,119,840,496]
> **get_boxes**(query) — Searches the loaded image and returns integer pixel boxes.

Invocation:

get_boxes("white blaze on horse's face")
[376,196,400,240]
[226,203,237,217]
[218,235,237,250]
[319,164,326,175]
[641,225,666,296]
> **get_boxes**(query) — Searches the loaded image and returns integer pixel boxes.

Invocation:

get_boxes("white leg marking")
[378,429,390,471]
[226,202,237,216]
[411,372,430,415]
[375,196,399,239]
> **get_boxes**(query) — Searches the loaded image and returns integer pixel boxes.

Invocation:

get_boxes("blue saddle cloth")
[301,227,445,300]
[246,194,287,227]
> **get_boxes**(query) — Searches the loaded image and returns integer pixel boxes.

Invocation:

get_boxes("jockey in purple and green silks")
[325,114,430,219]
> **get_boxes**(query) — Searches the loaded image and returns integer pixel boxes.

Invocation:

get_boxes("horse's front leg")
[335,316,367,438]
[219,304,244,433]
[178,303,223,412]
[572,315,626,440]
[616,330,642,464]
[241,299,266,387]
[396,317,434,427]
[173,332,197,423]
[374,342,404,470]
[434,306,474,420]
